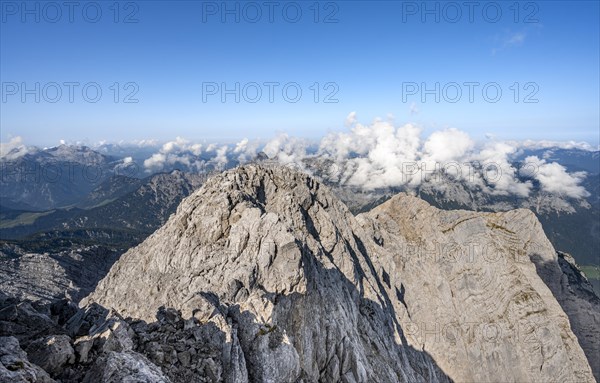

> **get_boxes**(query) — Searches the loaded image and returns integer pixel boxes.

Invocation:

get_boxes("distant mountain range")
[1,145,129,211]
[1,170,206,248]
[1,143,598,293]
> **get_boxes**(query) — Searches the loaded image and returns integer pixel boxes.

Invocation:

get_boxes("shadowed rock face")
[530,251,600,382]
[82,164,596,382]
[0,336,55,383]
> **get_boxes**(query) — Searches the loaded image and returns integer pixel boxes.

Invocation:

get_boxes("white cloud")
[142,137,210,172]
[143,153,167,172]
[233,138,260,163]
[263,134,309,167]
[161,136,202,156]
[344,111,357,127]
[422,129,473,163]
[472,141,532,197]
[131,139,160,148]
[15,114,593,201]
[313,117,591,200]
[213,145,229,169]
[0,136,30,159]
[512,139,597,151]
[523,156,590,199]
[319,120,424,188]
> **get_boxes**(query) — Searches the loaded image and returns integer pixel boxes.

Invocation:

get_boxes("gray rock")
[26,335,75,375]
[530,251,600,381]
[0,336,55,383]
[177,350,190,367]
[0,244,121,304]
[82,165,597,382]
[84,165,446,382]
[0,298,64,347]
[82,351,170,383]
[357,193,596,382]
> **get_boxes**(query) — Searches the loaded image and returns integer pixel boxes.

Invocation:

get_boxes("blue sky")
[1,0,599,146]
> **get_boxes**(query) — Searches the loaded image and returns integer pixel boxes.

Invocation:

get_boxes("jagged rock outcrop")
[82,351,170,383]
[83,164,596,382]
[0,336,54,383]
[0,292,172,382]
[85,164,450,382]
[25,335,75,375]
[531,251,600,381]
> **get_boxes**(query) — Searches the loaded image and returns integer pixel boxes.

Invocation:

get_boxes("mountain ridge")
[82,164,597,382]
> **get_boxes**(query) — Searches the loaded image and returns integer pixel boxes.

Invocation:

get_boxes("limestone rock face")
[357,193,595,382]
[84,164,450,382]
[83,165,596,382]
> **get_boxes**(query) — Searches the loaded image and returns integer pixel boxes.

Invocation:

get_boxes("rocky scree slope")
[82,164,595,382]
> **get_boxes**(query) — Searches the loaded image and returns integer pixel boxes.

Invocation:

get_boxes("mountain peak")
[83,164,595,382]
[85,164,360,317]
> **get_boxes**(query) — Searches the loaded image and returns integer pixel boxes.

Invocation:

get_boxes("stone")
[0,336,55,383]
[82,351,170,383]
[81,165,597,382]
[177,350,191,367]
[26,335,75,375]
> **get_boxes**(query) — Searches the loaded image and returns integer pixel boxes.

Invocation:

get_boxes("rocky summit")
[2,164,598,382]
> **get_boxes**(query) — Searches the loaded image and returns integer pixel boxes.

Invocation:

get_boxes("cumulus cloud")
[141,137,263,173]
[0,136,34,160]
[129,139,160,148]
[312,117,592,200]
[344,111,357,127]
[422,129,473,163]
[233,138,261,163]
[35,114,592,201]
[318,120,422,188]
[122,130,595,200]
[142,137,207,173]
[161,136,202,155]
[113,156,139,177]
[262,134,309,168]
[143,153,168,172]
[470,141,532,197]
[522,156,590,199]
[213,145,229,169]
